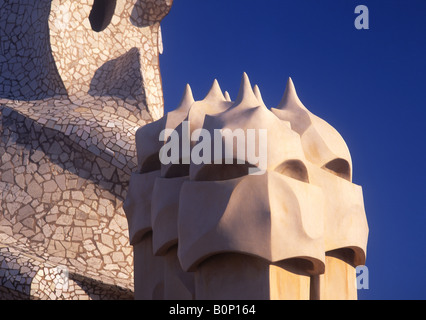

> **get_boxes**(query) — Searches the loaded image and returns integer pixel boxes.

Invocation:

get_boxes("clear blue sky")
[159,0,426,300]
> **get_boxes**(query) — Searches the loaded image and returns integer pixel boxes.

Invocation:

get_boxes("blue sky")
[159,0,426,300]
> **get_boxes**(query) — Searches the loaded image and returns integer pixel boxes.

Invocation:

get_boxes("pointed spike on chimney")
[176,83,195,112]
[276,77,303,110]
[224,91,231,102]
[234,72,258,107]
[253,84,267,108]
[204,79,226,102]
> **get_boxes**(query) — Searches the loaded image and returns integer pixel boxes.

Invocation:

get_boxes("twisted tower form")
[124,74,369,300]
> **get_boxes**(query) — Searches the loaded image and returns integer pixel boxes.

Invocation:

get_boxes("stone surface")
[0,0,172,122]
[0,0,173,300]
[0,246,132,300]
[125,74,369,300]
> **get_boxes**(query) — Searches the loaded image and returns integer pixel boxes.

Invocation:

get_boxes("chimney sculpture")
[124,73,369,300]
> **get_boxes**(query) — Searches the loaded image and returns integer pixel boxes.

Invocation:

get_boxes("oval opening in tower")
[275,160,309,183]
[164,162,190,179]
[89,0,117,32]
[195,161,258,181]
[140,153,162,174]
[323,158,351,181]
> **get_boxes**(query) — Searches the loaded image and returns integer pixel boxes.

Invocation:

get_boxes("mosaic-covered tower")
[0,0,172,300]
